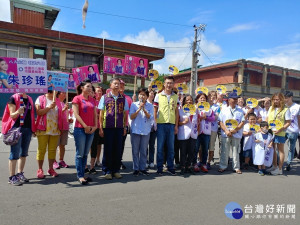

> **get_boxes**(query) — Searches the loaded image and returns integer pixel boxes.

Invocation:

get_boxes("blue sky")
[1,0,300,73]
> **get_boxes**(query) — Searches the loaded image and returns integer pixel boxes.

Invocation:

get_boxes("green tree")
[157,73,168,82]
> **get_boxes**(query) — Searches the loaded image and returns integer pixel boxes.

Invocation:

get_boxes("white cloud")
[97,30,110,39]
[0,0,11,22]
[189,10,214,24]
[249,43,300,70]
[122,28,222,74]
[25,0,45,3]
[0,0,46,22]
[226,22,260,33]
[291,33,300,41]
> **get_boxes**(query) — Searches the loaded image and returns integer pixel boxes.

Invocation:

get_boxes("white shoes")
[271,167,283,175]
[149,163,155,168]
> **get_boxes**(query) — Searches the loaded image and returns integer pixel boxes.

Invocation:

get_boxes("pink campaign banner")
[124,55,148,77]
[72,64,100,84]
[0,57,47,93]
[103,56,125,75]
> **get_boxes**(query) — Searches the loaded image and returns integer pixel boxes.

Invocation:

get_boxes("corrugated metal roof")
[11,0,60,29]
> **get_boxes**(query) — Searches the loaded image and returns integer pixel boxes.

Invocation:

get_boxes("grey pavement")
[0,134,300,225]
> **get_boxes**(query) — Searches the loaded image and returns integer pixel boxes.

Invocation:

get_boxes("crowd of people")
[2,76,300,186]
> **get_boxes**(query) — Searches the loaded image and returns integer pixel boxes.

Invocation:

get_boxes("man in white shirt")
[218,92,245,174]
[284,91,300,171]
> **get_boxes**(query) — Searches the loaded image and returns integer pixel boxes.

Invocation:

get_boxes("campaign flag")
[0,57,47,93]
[103,56,125,75]
[47,71,69,92]
[124,55,148,77]
[72,64,100,83]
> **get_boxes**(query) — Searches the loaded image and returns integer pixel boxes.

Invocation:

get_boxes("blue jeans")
[74,128,94,179]
[147,131,156,164]
[9,127,32,160]
[131,133,150,171]
[156,123,175,171]
[195,134,210,165]
[286,132,298,164]
[102,128,123,174]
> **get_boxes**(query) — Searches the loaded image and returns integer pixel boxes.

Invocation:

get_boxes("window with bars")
[266,75,271,88]
[65,51,98,70]
[243,73,250,84]
[0,43,29,58]
[51,49,60,69]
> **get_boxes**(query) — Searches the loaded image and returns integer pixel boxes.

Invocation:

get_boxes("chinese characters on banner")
[103,55,148,77]
[103,56,124,75]
[0,57,47,93]
[47,71,69,92]
[124,55,148,77]
[72,64,100,84]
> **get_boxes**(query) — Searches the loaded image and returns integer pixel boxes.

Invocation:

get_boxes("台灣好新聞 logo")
[225,202,243,219]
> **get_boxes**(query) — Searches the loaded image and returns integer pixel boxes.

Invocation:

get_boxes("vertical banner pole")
[134,76,137,96]
[53,90,56,102]
[66,90,68,104]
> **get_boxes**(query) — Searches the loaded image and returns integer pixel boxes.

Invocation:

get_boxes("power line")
[46,3,192,28]
[199,46,231,83]
[178,46,192,69]
[155,46,191,49]
[199,46,215,65]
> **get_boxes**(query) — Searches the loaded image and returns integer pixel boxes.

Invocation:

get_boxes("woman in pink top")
[72,79,97,185]
[35,90,63,179]
[2,93,36,186]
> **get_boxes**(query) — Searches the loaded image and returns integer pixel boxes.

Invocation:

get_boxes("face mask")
[261,128,268,133]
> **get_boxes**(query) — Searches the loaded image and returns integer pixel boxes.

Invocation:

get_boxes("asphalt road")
[0,134,299,225]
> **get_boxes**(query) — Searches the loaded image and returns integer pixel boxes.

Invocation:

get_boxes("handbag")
[3,127,22,145]
[3,100,30,146]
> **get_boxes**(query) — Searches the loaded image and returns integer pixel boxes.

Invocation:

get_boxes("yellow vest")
[157,92,178,124]
[268,106,288,137]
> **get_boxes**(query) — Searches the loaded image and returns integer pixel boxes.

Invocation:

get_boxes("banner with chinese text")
[72,64,100,84]
[47,71,69,92]
[0,57,47,93]
[103,56,125,75]
[124,55,148,77]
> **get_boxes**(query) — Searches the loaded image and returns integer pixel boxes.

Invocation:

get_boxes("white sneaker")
[149,163,155,168]
[271,168,283,175]
[163,164,168,172]
[266,165,276,172]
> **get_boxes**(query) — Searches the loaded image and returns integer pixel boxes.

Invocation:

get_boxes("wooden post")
[53,90,56,102]
[66,90,68,104]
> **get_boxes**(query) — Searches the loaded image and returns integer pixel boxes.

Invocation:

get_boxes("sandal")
[218,169,225,173]
[235,170,242,174]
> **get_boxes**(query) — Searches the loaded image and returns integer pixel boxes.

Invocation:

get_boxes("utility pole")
[190,24,206,98]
